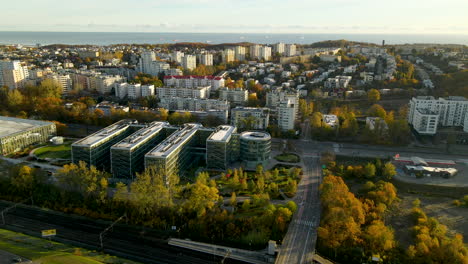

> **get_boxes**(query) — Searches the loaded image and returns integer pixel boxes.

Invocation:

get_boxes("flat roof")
[0,116,54,138]
[72,120,135,148]
[240,131,271,141]
[111,121,168,150]
[146,123,202,158]
[207,125,236,142]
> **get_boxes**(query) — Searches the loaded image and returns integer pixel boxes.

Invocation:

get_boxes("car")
[12,257,23,263]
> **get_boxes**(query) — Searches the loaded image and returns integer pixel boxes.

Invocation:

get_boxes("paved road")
[0,249,29,264]
[276,155,321,264]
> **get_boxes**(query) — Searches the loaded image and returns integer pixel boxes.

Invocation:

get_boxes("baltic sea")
[0,31,467,46]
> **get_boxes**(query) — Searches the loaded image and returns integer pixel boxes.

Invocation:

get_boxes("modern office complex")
[408,96,468,135]
[145,123,202,177]
[206,125,239,170]
[110,122,171,180]
[240,131,271,168]
[0,116,56,155]
[71,120,138,170]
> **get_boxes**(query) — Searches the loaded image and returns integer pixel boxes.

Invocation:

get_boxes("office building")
[408,96,468,135]
[145,123,202,177]
[111,122,170,180]
[240,131,271,168]
[182,55,197,70]
[0,116,56,155]
[156,86,210,99]
[206,125,239,170]
[231,107,270,130]
[219,87,248,106]
[71,120,138,170]
[200,54,213,66]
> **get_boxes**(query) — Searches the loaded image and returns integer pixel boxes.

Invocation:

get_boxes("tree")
[382,162,397,180]
[7,89,24,112]
[10,165,34,194]
[230,192,237,207]
[367,89,381,103]
[368,104,387,119]
[363,220,396,253]
[364,163,376,179]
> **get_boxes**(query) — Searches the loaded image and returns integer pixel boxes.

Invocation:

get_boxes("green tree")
[382,162,397,180]
[367,104,387,119]
[364,163,376,179]
[367,89,381,103]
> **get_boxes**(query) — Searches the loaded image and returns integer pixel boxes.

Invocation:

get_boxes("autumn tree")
[367,89,381,104]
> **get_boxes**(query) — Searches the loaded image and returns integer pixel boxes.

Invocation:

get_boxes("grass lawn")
[34,143,72,159]
[274,153,300,163]
[0,228,139,264]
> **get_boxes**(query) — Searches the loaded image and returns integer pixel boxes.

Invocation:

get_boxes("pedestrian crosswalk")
[294,219,316,227]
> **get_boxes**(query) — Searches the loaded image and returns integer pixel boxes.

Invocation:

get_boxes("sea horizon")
[1,31,467,46]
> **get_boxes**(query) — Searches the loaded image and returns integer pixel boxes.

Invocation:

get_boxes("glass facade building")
[145,123,202,178]
[110,122,171,180]
[0,116,56,155]
[240,131,271,168]
[206,125,239,170]
[71,120,138,170]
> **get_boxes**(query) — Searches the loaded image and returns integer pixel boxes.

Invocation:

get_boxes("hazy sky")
[1,0,468,34]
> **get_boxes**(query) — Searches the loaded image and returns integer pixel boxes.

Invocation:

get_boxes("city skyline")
[1,0,468,34]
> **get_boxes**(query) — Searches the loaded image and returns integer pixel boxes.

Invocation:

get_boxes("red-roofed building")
[164,75,225,90]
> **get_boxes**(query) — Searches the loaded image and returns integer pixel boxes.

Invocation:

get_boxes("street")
[276,155,321,264]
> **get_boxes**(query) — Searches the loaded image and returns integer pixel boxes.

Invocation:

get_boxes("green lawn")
[34,143,72,159]
[0,228,139,264]
[274,153,300,163]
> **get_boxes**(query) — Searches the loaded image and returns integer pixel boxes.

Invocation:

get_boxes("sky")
[1,0,468,34]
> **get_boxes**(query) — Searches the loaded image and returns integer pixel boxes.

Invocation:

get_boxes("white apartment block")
[92,75,125,94]
[164,75,224,90]
[114,83,153,99]
[128,84,142,99]
[223,49,235,63]
[114,83,129,99]
[182,55,197,70]
[219,87,248,106]
[159,97,229,112]
[156,86,210,99]
[49,74,72,94]
[0,60,28,89]
[141,85,155,97]
[273,43,285,55]
[250,45,261,60]
[260,46,272,61]
[408,96,468,135]
[278,100,296,131]
[165,68,183,76]
[266,87,299,113]
[139,51,156,73]
[231,107,270,130]
[324,76,352,89]
[172,51,184,64]
[285,44,297,57]
[234,46,246,61]
[200,54,214,66]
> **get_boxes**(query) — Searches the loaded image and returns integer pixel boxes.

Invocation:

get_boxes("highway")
[276,154,321,264]
[0,201,243,264]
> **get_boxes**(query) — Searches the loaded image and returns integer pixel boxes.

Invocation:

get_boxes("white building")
[92,75,125,94]
[285,44,296,57]
[164,75,224,90]
[234,46,246,61]
[141,85,155,97]
[0,60,28,89]
[200,54,213,66]
[273,43,285,55]
[159,97,229,112]
[49,74,73,94]
[127,84,142,99]
[250,45,261,60]
[156,86,210,99]
[172,51,184,64]
[323,114,339,128]
[175,109,228,123]
[219,87,248,106]
[260,46,272,61]
[138,52,171,76]
[366,117,388,131]
[266,87,299,115]
[408,96,468,135]
[278,100,296,131]
[231,107,270,130]
[223,49,235,63]
[324,76,352,89]
[182,55,197,70]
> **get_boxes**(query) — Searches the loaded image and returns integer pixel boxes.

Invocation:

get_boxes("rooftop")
[111,121,168,150]
[146,123,202,158]
[240,131,271,141]
[207,125,236,142]
[72,120,136,148]
[0,116,54,138]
